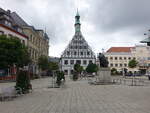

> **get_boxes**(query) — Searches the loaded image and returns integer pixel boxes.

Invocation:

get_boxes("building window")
[119,57,122,60]
[83,60,87,65]
[81,52,83,55]
[76,60,81,64]
[71,70,74,74]
[124,64,127,67]
[70,60,74,65]
[87,51,90,55]
[74,51,77,55]
[115,57,117,60]
[110,57,113,60]
[22,40,25,45]
[67,51,70,55]
[70,46,73,49]
[0,31,4,35]
[110,63,113,67]
[64,70,68,75]
[124,57,126,60]
[115,64,118,67]
[128,57,131,60]
[89,60,92,64]
[120,64,122,67]
[84,46,87,49]
[64,60,68,65]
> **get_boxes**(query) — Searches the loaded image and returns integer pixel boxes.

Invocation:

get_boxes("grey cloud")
[89,0,150,34]
[0,0,149,56]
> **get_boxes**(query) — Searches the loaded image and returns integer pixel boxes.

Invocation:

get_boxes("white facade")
[61,12,96,75]
[0,24,27,45]
[61,58,96,75]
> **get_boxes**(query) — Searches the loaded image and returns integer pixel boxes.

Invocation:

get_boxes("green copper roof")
[140,37,150,43]
[76,9,80,17]
[75,10,80,25]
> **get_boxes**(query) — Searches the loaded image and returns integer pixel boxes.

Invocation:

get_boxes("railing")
[112,77,148,86]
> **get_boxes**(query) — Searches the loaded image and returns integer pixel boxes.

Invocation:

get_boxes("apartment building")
[0,8,49,75]
[104,45,150,74]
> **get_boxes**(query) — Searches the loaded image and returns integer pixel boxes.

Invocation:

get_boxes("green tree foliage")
[38,55,49,71]
[56,71,65,86]
[74,63,83,73]
[16,70,31,94]
[0,35,31,69]
[111,68,118,75]
[128,58,138,68]
[49,62,59,71]
[86,63,98,74]
[74,63,80,72]
[73,63,83,80]
[79,66,83,73]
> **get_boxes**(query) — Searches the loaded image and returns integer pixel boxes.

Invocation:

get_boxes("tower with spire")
[61,11,96,75]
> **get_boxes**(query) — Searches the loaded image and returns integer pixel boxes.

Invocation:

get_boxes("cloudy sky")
[0,0,149,57]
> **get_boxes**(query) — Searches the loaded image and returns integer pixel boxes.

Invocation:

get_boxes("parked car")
[125,73,133,76]
[134,73,142,76]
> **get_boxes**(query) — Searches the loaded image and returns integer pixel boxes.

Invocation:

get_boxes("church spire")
[75,9,81,33]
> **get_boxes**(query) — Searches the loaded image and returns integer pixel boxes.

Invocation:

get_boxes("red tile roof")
[0,24,28,39]
[107,47,134,52]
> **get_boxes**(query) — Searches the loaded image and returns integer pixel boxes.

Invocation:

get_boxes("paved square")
[0,77,150,113]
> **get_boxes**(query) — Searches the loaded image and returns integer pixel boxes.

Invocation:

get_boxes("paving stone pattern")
[0,77,150,113]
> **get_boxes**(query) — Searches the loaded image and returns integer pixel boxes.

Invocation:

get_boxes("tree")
[111,68,118,75]
[128,58,138,69]
[128,58,138,85]
[16,70,31,94]
[56,71,65,86]
[0,35,31,69]
[86,63,98,74]
[49,62,59,71]
[74,63,81,72]
[73,63,83,80]
[79,66,84,74]
[38,55,49,71]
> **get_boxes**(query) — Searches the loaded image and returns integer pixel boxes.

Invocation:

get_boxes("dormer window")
[0,31,4,35]
[5,20,11,27]
[67,51,70,55]
[17,28,22,33]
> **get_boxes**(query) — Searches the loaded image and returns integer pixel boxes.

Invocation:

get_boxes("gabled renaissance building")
[61,11,96,75]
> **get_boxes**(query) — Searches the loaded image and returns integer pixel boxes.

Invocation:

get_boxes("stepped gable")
[61,11,95,58]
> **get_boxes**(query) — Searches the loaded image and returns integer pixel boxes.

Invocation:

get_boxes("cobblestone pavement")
[0,77,150,113]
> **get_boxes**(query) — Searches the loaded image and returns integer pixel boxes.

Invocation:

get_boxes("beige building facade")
[0,8,50,76]
[104,45,150,74]
[23,26,49,74]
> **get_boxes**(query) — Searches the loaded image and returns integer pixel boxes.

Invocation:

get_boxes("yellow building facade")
[104,45,150,74]
[23,26,49,74]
